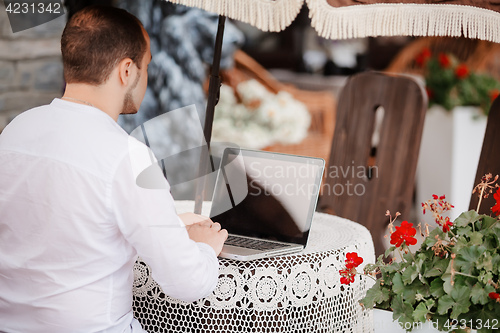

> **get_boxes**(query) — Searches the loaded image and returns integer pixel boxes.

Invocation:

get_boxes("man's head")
[61,5,146,85]
[60,5,152,118]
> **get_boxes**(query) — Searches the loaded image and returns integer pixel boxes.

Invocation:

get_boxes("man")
[0,5,227,333]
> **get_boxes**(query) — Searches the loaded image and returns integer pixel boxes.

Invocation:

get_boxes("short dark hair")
[61,5,147,85]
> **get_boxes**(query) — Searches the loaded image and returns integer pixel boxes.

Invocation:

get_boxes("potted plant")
[419,49,500,114]
[340,174,500,332]
[416,48,500,221]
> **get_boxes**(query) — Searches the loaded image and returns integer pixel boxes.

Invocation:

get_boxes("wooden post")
[194,15,226,214]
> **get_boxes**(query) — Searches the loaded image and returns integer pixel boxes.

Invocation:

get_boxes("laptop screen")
[209,148,325,245]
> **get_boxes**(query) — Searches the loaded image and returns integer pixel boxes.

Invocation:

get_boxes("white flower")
[237,79,273,104]
[212,80,311,149]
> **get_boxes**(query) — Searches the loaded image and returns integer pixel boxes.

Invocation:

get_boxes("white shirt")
[0,99,219,333]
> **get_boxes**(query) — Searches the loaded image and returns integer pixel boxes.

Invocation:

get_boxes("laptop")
[209,148,325,261]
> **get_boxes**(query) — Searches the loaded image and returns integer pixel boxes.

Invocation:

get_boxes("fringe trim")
[166,0,304,32]
[305,1,500,42]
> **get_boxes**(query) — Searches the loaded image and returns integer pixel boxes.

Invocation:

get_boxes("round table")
[133,201,376,333]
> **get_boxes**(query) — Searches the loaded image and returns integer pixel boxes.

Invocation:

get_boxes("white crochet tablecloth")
[133,201,376,333]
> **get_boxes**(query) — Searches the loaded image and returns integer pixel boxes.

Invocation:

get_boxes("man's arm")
[111,147,225,302]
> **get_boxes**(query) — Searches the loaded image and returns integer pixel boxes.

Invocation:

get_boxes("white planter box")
[416,106,487,221]
[373,309,477,333]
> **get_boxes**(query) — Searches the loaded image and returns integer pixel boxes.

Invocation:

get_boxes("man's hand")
[178,212,211,226]
[183,215,228,256]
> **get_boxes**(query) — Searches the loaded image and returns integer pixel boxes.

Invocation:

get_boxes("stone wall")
[0,2,66,132]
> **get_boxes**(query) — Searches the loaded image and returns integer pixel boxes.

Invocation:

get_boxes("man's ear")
[117,58,137,87]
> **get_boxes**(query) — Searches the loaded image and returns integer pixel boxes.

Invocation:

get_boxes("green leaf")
[455,245,484,273]
[470,283,495,305]
[469,231,483,245]
[451,286,472,318]
[362,263,378,274]
[423,228,442,248]
[361,280,390,308]
[424,298,435,309]
[391,295,415,329]
[483,233,499,251]
[430,278,445,298]
[480,215,498,229]
[383,262,400,274]
[452,236,468,255]
[437,286,471,318]
[437,294,454,315]
[478,271,493,285]
[413,302,428,322]
[401,280,428,305]
[385,246,396,258]
[392,273,405,294]
[454,210,481,228]
[402,265,418,285]
[456,226,473,237]
[492,254,500,275]
[402,251,414,263]
[424,257,450,278]
[477,251,493,272]
[376,254,385,264]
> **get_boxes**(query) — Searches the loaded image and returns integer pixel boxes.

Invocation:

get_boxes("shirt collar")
[51,98,127,134]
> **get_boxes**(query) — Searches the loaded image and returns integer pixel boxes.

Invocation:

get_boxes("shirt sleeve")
[110,138,219,302]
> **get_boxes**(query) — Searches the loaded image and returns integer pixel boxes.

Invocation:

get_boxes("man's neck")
[62,83,121,121]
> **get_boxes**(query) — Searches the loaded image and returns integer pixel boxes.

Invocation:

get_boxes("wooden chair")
[318,71,427,258]
[469,97,500,214]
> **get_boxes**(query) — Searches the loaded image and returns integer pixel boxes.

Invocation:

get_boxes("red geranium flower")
[345,252,363,269]
[438,53,451,68]
[390,221,417,247]
[415,48,431,67]
[442,217,453,233]
[339,269,355,285]
[492,187,500,216]
[339,252,364,284]
[489,292,500,301]
[490,89,500,103]
[455,64,469,79]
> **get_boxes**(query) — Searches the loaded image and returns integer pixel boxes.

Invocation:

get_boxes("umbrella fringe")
[166,0,304,32]
[306,1,500,43]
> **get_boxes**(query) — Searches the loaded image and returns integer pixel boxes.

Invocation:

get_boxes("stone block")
[0,39,62,61]
[0,58,63,93]
[34,60,63,91]
[0,61,16,92]
[0,91,59,112]
[15,60,35,89]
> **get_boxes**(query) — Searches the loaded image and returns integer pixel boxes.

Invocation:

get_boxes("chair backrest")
[469,97,500,214]
[318,71,427,257]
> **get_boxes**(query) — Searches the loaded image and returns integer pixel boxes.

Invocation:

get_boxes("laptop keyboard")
[225,235,289,251]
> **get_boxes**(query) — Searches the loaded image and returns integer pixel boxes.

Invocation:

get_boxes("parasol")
[161,0,500,213]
